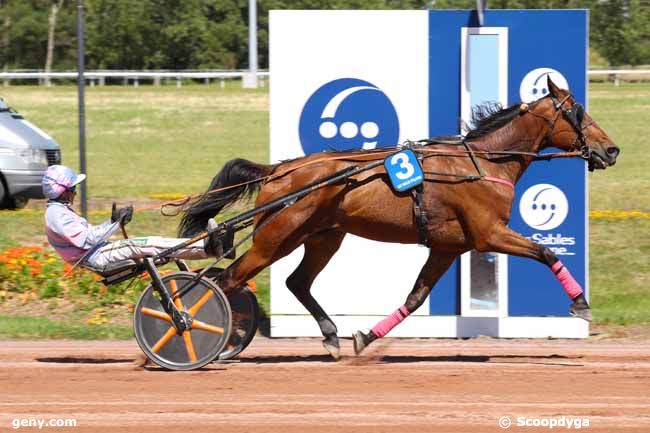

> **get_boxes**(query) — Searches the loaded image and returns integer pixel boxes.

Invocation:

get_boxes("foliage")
[0,0,77,70]
[0,0,648,72]
[0,245,146,305]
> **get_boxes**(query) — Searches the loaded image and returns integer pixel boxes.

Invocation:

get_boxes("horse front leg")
[286,230,346,359]
[353,251,457,355]
[479,224,591,321]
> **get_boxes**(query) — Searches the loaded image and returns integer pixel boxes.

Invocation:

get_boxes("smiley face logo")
[299,78,399,155]
[519,184,569,230]
[519,68,570,103]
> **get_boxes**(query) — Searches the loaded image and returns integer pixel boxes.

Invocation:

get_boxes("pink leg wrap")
[551,260,583,299]
[371,305,410,338]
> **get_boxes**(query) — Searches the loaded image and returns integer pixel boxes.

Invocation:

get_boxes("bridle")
[534,93,594,161]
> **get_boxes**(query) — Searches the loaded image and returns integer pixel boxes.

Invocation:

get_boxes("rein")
[159,140,585,215]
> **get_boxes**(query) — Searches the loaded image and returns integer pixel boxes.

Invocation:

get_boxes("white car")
[0,97,61,208]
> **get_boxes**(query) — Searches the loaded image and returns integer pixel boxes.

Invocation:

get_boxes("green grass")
[0,82,647,337]
[590,219,650,324]
[588,82,650,210]
[587,83,650,324]
[0,315,132,339]
[1,81,269,198]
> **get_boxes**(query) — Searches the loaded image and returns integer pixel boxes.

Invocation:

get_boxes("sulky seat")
[83,259,142,285]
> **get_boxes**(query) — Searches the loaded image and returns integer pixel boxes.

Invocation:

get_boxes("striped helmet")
[41,165,86,200]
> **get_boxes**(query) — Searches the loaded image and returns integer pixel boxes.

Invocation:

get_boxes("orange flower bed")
[0,245,145,303]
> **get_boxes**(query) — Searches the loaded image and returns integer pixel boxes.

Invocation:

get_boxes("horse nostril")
[606,147,619,157]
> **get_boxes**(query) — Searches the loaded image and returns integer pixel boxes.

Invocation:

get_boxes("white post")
[242,0,258,88]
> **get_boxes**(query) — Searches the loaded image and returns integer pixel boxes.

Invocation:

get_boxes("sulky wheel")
[218,283,260,361]
[133,272,231,371]
[199,268,261,361]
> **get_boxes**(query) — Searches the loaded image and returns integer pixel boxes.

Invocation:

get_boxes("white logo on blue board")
[519,184,569,230]
[519,68,570,103]
[299,78,399,155]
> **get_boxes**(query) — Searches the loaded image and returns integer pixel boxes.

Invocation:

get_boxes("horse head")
[533,76,620,171]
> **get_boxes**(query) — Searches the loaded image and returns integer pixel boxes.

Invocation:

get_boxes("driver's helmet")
[42,165,86,200]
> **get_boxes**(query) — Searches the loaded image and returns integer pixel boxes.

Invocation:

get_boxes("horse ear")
[546,75,562,98]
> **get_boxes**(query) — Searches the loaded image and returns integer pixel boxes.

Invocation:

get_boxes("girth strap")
[411,185,430,247]
[411,151,430,247]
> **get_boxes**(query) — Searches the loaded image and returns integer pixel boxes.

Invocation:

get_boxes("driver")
[42,165,222,271]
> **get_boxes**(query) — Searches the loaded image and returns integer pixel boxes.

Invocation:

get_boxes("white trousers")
[85,236,207,270]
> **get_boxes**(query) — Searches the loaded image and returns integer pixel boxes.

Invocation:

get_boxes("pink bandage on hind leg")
[371,305,410,338]
[552,260,583,299]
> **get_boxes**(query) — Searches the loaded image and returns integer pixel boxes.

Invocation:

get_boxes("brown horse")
[180,78,619,358]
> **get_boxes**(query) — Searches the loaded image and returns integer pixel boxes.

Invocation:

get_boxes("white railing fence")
[0,70,270,88]
[587,69,650,86]
[0,69,647,87]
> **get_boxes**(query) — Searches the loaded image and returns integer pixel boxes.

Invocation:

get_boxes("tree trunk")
[1,10,10,70]
[44,0,64,86]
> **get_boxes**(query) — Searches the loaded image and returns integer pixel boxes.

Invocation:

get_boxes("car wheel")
[8,196,28,209]
[0,180,6,209]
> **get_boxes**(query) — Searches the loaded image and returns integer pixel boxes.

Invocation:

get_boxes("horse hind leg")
[353,251,457,355]
[286,230,346,360]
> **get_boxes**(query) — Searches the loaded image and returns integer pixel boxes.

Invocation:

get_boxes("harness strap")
[411,151,430,247]
[462,141,485,178]
[482,176,514,189]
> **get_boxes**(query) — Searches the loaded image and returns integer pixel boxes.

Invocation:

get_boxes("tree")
[0,1,11,71]
[0,0,647,72]
[44,0,64,85]
[591,0,635,65]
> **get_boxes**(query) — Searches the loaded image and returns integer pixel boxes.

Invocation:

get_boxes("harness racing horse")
[179,78,619,358]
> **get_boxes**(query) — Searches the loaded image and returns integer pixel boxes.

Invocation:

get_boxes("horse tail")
[178,158,276,237]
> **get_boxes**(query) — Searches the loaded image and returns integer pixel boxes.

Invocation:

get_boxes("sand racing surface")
[1,337,649,432]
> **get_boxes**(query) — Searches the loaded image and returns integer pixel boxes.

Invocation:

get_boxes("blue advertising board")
[427,10,587,317]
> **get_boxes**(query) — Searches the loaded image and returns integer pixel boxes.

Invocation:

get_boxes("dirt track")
[1,337,649,433]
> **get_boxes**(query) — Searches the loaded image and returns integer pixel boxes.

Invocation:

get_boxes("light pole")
[243,0,258,88]
[76,0,87,217]
[477,0,487,26]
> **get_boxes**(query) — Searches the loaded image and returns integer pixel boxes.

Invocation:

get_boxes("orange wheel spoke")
[151,326,177,353]
[182,331,197,362]
[187,290,215,316]
[141,307,171,322]
[169,279,185,310]
[192,319,224,335]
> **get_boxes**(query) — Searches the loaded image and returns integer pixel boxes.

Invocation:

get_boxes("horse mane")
[464,101,522,141]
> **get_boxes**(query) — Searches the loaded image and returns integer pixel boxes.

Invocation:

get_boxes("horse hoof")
[352,331,368,355]
[323,341,341,360]
[570,295,592,322]
[570,306,593,322]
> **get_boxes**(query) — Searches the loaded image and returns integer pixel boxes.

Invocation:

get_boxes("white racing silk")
[44,201,207,271]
